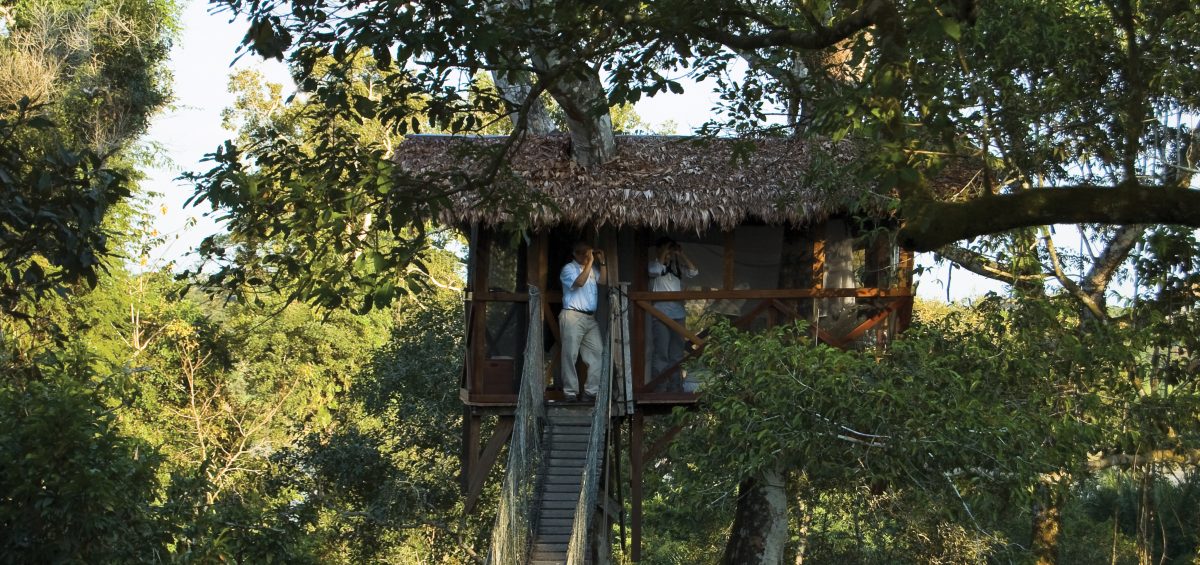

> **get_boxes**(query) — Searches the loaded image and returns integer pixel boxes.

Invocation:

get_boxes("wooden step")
[547,428,591,437]
[549,438,589,447]
[541,498,581,509]
[538,517,574,528]
[546,458,586,467]
[538,509,577,520]
[545,452,587,462]
[547,413,594,423]
[543,481,583,491]
[535,528,571,539]
[532,542,568,553]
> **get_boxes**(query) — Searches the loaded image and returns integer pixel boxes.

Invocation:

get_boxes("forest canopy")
[1,0,1198,563]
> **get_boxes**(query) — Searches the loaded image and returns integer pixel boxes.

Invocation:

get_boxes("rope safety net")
[565,286,623,565]
[486,285,545,564]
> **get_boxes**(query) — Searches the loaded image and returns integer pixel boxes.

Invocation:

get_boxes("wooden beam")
[768,298,802,322]
[723,230,735,290]
[897,248,914,290]
[468,231,491,396]
[469,301,487,394]
[627,288,913,300]
[815,328,845,348]
[636,301,705,347]
[812,236,826,290]
[631,412,645,562]
[461,409,479,494]
[897,248,915,331]
[837,301,901,344]
[459,388,519,406]
[632,231,648,392]
[465,416,515,512]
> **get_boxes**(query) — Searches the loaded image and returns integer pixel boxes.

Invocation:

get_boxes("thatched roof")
[395,134,977,231]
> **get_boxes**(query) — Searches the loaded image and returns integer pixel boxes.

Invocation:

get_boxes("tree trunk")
[530,55,615,167]
[792,488,810,565]
[490,69,556,134]
[722,468,789,565]
[498,0,616,167]
[822,219,857,333]
[1031,484,1062,565]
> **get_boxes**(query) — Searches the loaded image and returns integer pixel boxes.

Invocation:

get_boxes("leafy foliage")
[653,291,1200,562]
[0,379,166,563]
[0,0,177,314]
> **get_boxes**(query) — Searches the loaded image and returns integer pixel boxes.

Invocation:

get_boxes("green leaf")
[940,18,962,41]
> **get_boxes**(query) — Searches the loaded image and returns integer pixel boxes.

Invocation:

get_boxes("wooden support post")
[632,231,648,392]
[631,411,645,562]
[811,236,825,291]
[528,232,552,388]
[723,230,735,290]
[461,409,480,494]
[811,232,826,336]
[468,232,491,396]
[897,248,915,332]
[465,416,515,512]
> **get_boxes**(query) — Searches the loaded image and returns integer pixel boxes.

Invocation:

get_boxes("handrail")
[485,285,545,565]
[565,286,620,565]
[626,288,914,300]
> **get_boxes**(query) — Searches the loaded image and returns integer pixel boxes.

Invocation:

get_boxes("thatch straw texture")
[395,135,977,231]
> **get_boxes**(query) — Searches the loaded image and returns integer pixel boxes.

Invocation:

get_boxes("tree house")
[396,135,966,563]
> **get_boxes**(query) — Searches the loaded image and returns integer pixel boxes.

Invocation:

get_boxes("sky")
[143,1,1004,302]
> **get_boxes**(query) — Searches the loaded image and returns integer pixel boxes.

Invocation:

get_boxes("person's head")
[655,236,680,252]
[572,241,593,263]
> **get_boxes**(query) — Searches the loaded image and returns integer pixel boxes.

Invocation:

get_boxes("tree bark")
[530,56,616,167]
[490,69,556,134]
[1031,483,1062,565]
[722,468,789,565]
[899,184,1200,252]
[822,218,857,329]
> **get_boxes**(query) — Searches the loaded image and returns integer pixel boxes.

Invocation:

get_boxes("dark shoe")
[580,392,596,404]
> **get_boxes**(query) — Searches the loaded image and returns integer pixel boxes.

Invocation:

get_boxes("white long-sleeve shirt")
[648,258,697,319]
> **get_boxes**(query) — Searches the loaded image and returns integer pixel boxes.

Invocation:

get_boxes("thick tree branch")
[1087,448,1200,472]
[490,68,556,134]
[1083,224,1146,297]
[935,245,1048,284]
[690,0,888,50]
[1041,228,1107,320]
[899,184,1200,252]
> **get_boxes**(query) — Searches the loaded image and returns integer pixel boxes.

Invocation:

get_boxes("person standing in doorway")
[648,237,698,392]
[559,241,606,403]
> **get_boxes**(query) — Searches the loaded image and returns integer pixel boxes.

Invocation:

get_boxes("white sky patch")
[142,2,292,269]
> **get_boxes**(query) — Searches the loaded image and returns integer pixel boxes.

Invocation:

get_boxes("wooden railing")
[464,287,913,402]
[629,288,913,394]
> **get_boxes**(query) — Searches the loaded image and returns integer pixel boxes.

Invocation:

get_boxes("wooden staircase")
[530,404,593,565]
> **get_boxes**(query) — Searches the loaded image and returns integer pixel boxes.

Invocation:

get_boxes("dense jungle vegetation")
[2,0,1198,562]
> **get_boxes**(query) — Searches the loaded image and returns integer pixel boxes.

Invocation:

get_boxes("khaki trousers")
[559,309,602,397]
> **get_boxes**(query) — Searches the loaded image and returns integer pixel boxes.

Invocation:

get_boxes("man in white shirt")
[648,237,698,392]
[558,241,606,402]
